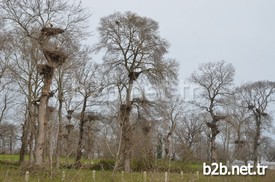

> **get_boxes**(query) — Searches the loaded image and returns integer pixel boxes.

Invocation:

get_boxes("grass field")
[0,154,275,182]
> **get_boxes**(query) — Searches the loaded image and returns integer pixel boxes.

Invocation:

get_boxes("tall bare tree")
[189,60,235,162]
[0,0,90,166]
[157,95,184,159]
[225,94,252,162]
[95,11,178,172]
[73,61,105,167]
[175,113,204,160]
[237,81,275,167]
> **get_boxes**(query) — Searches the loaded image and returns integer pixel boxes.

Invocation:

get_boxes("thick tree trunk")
[114,80,133,172]
[253,118,261,168]
[121,80,133,172]
[34,67,54,166]
[19,82,34,164]
[210,135,217,162]
[121,108,132,172]
[164,134,172,159]
[209,123,218,162]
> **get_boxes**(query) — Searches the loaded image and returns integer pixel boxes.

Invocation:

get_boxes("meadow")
[0,154,275,182]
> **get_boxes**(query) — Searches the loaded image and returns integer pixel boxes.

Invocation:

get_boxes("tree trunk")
[19,118,29,164]
[114,80,134,172]
[75,96,87,167]
[121,80,134,172]
[19,81,34,164]
[55,89,63,168]
[253,118,261,168]
[209,123,218,162]
[121,109,132,172]
[164,134,172,159]
[34,67,54,166]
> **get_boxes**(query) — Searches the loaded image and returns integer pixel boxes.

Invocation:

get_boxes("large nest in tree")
[120,104,132,112]
[41,27,64,36]
[66,124,74,131]
[128,71,142,81]
[206,122,216,128]
[36,64,54,76]
[213,115,226,122]
[43,49,67,67]
[66,115,72,120]
[86,113,101,121]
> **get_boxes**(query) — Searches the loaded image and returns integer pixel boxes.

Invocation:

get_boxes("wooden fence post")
[121,171,125,182]
[143,171,147,182]
[180,171,183,179]
[62,171,66,181]
[25,171,29,182]
[92,170,96,181]
[164,171,168,182]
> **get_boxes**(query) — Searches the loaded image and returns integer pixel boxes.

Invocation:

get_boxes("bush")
[131,159,153,171]
[90,159,115,170]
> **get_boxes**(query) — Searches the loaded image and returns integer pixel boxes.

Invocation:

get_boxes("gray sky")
[81,0,275,86]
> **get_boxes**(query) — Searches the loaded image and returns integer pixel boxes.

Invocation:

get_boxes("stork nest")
[213,115,226,122]
[86,114,101,121]
[128,71,142,81]
[43,49,67,67]
[36,64,54,76]
[41,27,64,36]
[66,124,74,131]
[206,122,216,128]
[66,115,72,120]
[120,104,132,112]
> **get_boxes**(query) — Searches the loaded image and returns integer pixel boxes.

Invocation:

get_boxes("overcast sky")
[80,0,275,86]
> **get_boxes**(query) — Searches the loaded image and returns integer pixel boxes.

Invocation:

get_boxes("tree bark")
[121,107,132,172]
[253,117,261,168]
[121,80,133,172]
[55,76,63,168]
[209,123,218,162]
[75,96,87,167]
[19,118,28,164]
[34,67,54,165]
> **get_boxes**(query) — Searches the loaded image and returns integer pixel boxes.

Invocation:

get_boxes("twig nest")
[41,27,64,36]
[36,64,54,76]
[43,49,67,67]
[66,124,74,131]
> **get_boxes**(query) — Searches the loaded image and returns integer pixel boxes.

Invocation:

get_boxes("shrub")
[90,159,115,170]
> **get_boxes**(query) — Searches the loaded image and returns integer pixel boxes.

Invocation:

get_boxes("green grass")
[0,154,275,182]
[0,154,24,162]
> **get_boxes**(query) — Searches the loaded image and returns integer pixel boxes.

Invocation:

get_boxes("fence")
[24,170,200,182]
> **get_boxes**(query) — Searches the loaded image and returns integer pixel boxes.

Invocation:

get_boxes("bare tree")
[175,113,204,160]
[261,137,275,161]
[5,35,42,164]
[73,61,105,167]
[0,19,13,124]
[95,11,178,172]
[0,0,90,166]
[156,95,184,160]
[0,123,17,154]
[237,81,275,167]
[189,60,235,162]
[53,45,92,168]
[225,94,252,162]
